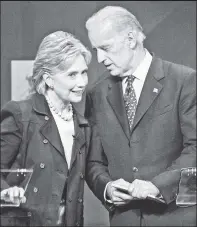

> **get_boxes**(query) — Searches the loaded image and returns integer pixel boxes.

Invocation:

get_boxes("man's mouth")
[106,64,113,69]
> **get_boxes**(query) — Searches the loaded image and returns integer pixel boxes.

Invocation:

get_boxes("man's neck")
[123,47,146,77]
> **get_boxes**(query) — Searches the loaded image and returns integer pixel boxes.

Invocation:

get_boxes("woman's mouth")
[72,90,84,95]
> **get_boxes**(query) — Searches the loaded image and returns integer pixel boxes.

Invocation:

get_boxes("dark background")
[1,1,196,226]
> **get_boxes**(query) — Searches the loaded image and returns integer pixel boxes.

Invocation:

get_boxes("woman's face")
[52,54,88,103]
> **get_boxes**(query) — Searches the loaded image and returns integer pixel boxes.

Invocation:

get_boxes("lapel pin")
[153,88,158,93]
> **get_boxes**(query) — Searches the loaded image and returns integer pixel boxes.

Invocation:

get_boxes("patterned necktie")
[123,75,137,131]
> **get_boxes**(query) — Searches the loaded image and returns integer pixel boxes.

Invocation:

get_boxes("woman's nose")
[77,74,88,87]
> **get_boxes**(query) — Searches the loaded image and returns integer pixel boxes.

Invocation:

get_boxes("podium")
[0,168,33,207]
[176,167,196,207]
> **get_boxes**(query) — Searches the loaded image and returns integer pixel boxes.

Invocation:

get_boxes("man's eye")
[102,46,110,51]
[82,70,87,76]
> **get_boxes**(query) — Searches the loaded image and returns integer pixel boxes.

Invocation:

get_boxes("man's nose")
[97,49,106,63]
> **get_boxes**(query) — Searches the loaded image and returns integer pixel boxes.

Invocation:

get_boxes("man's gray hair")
[86,6,146,43]
[27,31,92,95]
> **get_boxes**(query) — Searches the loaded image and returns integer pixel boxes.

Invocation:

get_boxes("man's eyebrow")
[82,67,88,72]
[100,44,110,49]
[91,44,109,49]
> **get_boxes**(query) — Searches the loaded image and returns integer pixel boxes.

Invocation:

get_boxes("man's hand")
[128,179,160,199]
[106,178,133,206]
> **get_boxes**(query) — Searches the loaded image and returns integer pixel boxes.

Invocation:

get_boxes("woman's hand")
[1,186,26,204]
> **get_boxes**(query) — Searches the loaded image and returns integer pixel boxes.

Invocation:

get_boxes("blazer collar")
[148,53,165,81]
[72,103,89,127]
[31,93,51,116]
[31,92,89,126]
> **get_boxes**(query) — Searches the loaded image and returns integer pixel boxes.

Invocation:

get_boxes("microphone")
[72,133,79,140]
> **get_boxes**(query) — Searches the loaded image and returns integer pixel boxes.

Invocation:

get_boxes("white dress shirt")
[104,49,153,202]
[122,49,153,100]
[50,110,74,170]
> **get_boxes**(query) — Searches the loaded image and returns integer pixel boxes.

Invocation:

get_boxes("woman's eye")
[69,73,77,78]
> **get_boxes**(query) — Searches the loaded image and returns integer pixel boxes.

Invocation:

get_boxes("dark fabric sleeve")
[151,71,197,204]
[85,91,116,212]
[86,123,112,204]
[84,91,96,125]
[1,101,23,190]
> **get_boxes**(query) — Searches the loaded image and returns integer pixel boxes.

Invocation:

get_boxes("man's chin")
[110,72,121,77]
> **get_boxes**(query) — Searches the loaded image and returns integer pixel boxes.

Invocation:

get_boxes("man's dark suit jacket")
[85,55,196,226]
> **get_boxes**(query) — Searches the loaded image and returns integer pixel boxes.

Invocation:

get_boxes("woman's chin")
[69,96,83,103]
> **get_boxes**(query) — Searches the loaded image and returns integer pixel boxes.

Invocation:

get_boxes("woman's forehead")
[52,54,87,74]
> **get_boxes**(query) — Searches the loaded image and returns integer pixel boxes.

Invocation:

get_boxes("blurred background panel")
[1,1,196,226]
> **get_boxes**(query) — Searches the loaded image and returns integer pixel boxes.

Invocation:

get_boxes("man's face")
[88,27,134,77]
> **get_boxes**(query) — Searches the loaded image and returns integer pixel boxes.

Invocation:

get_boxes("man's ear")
[128,31,137,49]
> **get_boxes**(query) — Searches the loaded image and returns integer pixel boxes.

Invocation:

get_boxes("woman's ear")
[128,31,137,49]
[43,74,54,89]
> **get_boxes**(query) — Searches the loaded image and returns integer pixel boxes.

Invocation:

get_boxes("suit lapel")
[70,108,88,170]
[107,77,130,140]
[131,56,165,133]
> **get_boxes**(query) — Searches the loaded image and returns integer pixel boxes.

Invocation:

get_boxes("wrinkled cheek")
[85,78,88,86]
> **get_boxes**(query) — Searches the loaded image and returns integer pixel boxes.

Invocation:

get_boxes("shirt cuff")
[157,193,164,199]
[104,181,113,204]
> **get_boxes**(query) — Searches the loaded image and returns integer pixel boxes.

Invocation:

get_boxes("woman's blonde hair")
[27,31,92,95]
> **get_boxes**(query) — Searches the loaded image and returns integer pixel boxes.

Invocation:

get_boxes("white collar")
[123,49,152,83]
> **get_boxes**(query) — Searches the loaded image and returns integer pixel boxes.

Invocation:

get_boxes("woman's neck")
[45,90,70,113]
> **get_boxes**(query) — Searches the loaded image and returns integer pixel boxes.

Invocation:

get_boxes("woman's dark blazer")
[0,93,91,226]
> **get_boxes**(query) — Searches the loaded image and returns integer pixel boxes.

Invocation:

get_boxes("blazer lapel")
[107,77,130,140]
[32,93,66,161]
[40,115,66,160]
[131,56,165,133]
[69,108,88,170]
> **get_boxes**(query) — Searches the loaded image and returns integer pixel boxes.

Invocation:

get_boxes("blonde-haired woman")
[1,31,92,226]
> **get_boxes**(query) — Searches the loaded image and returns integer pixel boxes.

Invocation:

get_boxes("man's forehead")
[89,31,125,50]
[88,27,118,46]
